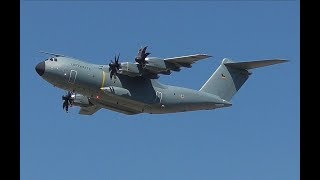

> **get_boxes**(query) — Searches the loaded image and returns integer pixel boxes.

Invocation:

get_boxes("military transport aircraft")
[35,46,287,115]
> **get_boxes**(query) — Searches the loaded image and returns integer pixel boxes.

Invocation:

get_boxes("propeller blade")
[63,100,67,109]
[62,91,74,112]
[108,53,122,79]
[142,46,148,52]
[117,53,120,62]
[63,99,69,112]
[135,46,150,67]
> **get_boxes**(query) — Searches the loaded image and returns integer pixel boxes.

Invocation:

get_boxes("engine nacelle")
[144,57,167,72]
[118,62,140,77]
[71,94,91,107]
[117,58,173,77]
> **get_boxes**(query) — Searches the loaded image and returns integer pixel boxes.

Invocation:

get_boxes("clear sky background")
[21,1,299,180]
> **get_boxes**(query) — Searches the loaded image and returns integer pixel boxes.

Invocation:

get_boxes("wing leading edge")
[164,54,212,69]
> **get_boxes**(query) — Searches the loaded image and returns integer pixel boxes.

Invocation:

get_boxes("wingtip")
[199,54,212,58]
[194,54,212,57]
[273,59,289,63]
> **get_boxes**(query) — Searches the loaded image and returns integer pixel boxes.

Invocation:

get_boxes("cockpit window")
[49,57,57,61]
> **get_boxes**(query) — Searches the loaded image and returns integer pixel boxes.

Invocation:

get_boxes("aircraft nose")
[35,61,45,76]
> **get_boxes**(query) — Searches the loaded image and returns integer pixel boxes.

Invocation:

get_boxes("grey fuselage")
[36,56,231,115]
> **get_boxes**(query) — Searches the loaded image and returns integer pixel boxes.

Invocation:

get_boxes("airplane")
[35,46,287,115]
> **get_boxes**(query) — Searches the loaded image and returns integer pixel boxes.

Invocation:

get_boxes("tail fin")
[199,58,288,101]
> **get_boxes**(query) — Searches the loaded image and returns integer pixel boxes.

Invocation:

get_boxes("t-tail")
[199,58,288,102]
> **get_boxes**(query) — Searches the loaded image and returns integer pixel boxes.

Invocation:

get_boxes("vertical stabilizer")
[199,58,287,101]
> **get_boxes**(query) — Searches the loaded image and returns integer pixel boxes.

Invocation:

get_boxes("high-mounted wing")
[164,54,212,69]
[117,46,212,79]
[141,54,212,78]
[79,105,101,115]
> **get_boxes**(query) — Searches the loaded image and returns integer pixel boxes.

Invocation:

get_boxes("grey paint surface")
[35,54,287,115]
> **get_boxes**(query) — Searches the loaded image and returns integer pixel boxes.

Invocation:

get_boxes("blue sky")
[21,1,299,180]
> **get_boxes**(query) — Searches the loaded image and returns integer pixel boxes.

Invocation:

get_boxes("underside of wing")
[88,95,143,115]
[79,105,101,115]
[99,103,141,115]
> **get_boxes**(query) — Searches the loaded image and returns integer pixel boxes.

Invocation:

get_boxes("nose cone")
[35,61,45,76]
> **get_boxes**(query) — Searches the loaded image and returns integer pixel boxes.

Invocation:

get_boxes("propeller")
[109,53,121,78]
[135,46,151,67]
[62,91,74,113]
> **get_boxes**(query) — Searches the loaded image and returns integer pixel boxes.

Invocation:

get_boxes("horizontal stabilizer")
[224,59,288,70]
